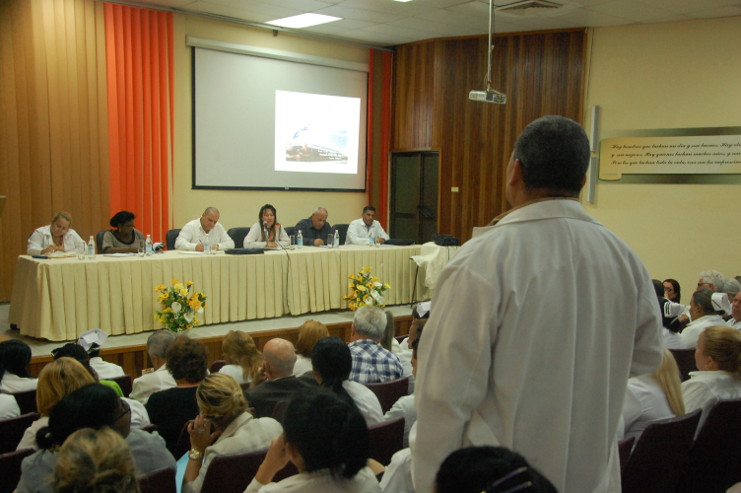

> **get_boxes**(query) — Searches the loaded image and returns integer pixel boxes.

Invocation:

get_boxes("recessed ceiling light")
[266,13,341,29]
[392,0,414,3]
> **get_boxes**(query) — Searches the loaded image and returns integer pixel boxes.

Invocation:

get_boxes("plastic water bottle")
[145,234,153,256]
[369,235,375,247]
[87,236,95,259]
[203,238,210,254]
[296,230,303,248]
[333,231,340,248]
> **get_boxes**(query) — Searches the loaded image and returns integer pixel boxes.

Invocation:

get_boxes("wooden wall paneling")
[392,30,586,244]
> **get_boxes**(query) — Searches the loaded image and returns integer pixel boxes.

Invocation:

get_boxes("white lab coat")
[412,199,663,493]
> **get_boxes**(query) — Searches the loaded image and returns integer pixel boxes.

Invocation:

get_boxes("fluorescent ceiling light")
[266,13,341,29]
[392,0,414,2]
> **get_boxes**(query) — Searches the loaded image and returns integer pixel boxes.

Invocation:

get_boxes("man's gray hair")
[353,306,387,340]
[147,330,176,360]
[721,278,741,299]
[513,115,590,195]
[312,206,328,215]
[698,270,724,291]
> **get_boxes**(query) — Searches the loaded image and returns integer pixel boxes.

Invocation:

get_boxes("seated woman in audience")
[101,210,145,253]
[182,373,283,493]
[53,427,138,493]
[245,389,381,492]
[435,445,556,493]
[619,349,685,441]
[147,336,208,454]
[26,211,86,255]
[682,326,741,426]
[663,278,681,303]
[51,342,149,428]
[293,320,329,376]
[243,204,290,248]
[218,330,262,386]
[0,392,20,419]
[311,336,383,426]
[17,357,95,450]
[678,289,728,348]
[0,339,37,392]
[16,383,174,492]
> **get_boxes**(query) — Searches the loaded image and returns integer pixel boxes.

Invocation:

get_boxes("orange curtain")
[104,3,173,243]
[367,49,393,229]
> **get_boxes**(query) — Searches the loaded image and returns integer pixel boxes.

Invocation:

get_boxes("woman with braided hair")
[310,336,383,425]
[182,373,282,493]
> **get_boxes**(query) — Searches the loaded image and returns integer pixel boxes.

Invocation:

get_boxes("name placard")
[599,135,741,180]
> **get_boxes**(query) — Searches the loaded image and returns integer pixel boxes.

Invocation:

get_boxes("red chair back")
[364,376,409,413]
[201,449,297,493]
[668,348,697,381]
[676,398,741,493]
[617,436,635,473]
[368,416,404,465]
[621,409,701,493]
[108,374,133,397]
[0,448,34,493]
[9,390,36,414]
[210,360,226,374]
[0,412,39,454]
[137,466,176,493]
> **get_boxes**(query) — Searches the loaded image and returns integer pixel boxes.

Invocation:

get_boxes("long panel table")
[9,245,444,341]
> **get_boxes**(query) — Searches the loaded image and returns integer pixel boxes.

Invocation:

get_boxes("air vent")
[496,0,562,16]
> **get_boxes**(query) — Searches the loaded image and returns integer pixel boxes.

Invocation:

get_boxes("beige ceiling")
[119,0,741,47]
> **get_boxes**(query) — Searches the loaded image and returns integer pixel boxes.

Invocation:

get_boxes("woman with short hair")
[245,389,381,492]
[292,320,329,376]
[182,373,282,493]
[16,357,96,450]
[53,427,138,493]
[678,289,728,348]
[218,330,262,386]
[102,210,145,253]
[682,326,741,426]
[26,211,86,255]
[0,339,37,392]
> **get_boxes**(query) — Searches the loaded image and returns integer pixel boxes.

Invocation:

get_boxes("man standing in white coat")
[412,116,663,493]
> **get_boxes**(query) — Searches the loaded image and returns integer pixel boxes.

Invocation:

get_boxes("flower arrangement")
[154,280,207,333]
[344,266,390,311]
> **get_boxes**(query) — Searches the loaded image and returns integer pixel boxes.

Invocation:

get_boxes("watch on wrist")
[188,448,203,461]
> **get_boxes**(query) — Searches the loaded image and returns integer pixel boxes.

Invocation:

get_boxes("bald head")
[262,338,297,379]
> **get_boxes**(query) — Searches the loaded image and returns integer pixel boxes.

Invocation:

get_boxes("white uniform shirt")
[218,364,250,385]
[345,218,389,245]
[678,314,726,349]
[130,365,177,405]
[0,373,38,392]
[245,466,381,493]
[27,225,86,255]
[412,199,662,493]
[243,222,290,248]
[344,380,384,425]
[619,373,675,441]
[90,356,125,380]
[0,393,20,420]
[175,218,234,251]
[384,394,416,447]
[726,317,741,330]
[682,370,741,429]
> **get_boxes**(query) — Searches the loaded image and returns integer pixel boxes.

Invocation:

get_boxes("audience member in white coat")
[682,326,741,428]
[130,331,177,405]
[679,289,728,349]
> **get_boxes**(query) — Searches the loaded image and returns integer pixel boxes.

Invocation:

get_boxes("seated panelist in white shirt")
[27,211,86,255]
[243,204,290,248]
[175,207,234,251]
[345,205,390,245]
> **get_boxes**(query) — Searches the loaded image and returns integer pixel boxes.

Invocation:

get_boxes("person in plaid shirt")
[348,306,404,383]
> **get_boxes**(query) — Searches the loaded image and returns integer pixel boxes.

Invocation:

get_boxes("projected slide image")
[275,90,360,174]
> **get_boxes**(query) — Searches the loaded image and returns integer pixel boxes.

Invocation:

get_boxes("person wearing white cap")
[79,329,126,380]
[678,289,730,349]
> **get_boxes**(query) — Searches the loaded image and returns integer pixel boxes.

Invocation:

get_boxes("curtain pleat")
[104,3,173,244]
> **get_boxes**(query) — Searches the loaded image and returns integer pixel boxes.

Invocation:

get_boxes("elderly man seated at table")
[175,207,234,251]
[348,306,404,384]
[294,206,333,246]
[346,205,390,246]
[27,211,86,255]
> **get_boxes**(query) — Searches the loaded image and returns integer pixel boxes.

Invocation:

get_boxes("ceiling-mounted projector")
[469,0,506,105]
[469,89,506,104]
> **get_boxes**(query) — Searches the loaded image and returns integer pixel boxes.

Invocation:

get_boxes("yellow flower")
[174,283,184,292]
[348,302,356,310]
[186,280,194,287]
[383,283,391,290]
[179,288,188,297]
[371,276,379,282]
[154,284,166,293]
[363,266,371,273]
[357,285,367,292]
[188,297,202,310]
[171,279,180,285]
[157,293,167,303]
[348,274,355,280]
